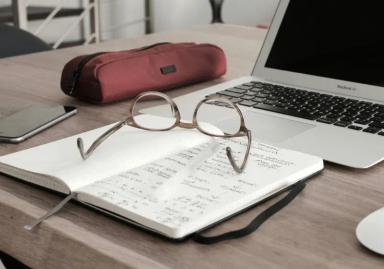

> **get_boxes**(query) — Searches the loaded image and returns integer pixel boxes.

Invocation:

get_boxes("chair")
[0,25,48,269]
[209,0,224,23]
[0,24,50,58]
[208,0,270,29]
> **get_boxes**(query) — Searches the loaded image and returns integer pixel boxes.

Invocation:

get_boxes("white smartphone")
[0,105,77,143]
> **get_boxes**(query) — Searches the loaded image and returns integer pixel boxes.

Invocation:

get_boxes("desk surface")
[0,24,383,269]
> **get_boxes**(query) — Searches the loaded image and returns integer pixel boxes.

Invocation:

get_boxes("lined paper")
[77,139,323,238]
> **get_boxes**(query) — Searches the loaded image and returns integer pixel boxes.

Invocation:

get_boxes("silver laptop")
[146,0,384,168]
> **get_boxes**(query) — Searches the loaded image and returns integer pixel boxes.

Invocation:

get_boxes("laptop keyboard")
[211,81,384,136]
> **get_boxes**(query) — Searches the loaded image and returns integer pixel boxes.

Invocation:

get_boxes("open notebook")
[0,115,323,239]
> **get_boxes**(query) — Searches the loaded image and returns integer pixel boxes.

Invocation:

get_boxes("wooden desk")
[0,24,383,269]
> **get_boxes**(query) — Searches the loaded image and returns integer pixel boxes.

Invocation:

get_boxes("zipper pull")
[68,69,81,96]
[66,52,106,97]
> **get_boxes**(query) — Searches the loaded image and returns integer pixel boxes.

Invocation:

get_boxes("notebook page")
[0,115,212,192]
[76,139,323,238]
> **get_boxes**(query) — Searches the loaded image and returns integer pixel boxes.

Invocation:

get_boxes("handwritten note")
[77,138,320,235]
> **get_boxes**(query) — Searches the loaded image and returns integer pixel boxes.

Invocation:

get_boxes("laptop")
[146,0,384,168]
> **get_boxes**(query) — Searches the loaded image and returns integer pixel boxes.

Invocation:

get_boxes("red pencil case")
[60,42,226,104]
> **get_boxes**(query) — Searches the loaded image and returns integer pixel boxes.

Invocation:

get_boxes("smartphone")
[0,105,77,143]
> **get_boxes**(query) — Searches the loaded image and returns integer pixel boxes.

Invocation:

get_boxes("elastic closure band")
[193,181,306,244]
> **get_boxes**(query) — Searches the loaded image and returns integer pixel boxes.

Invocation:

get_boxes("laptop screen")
[265,1,384,87]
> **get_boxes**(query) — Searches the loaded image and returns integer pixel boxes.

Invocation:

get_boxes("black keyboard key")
[254,93,268,98]
[359,101,372,106]
[331,96,346,103]
[334,121,351,127]
[235,85,254,91]
[348,125,363,131]
[299,109,315,114]
[330,108,345,113]
[356,115,372,121]
[239,100,257,107]
[252,97,266,103]
[311,112,326,118]
[241,83,255,87]
[363,127,381,134]
[354,119,371,125]
[241,95,254,100]
[260,89,271,94]
[344,110,359,115]
[263,100,278,106]
[361,108,376,114]
[317,118,336,124]
[229,97,242,103]
[318,94,332,100]
[253,103,316,120]
[346,99,359,105]
[371,117,384,122]
[275,102,288,108]
[226,87,247,94]
[369,122,384,129]
[244,90,257,96]
[359,109,374,114]
[287,105,299,110]
[211,101,230,107]
[268,96,278,101]
[248,86,264,92]
[325,116,339,122]
[326,114,341,120]
[251,82,264,87]
[217,90,243,98]
[340,116,355,122]
[318,106,332,112]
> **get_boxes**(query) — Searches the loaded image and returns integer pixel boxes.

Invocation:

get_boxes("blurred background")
[0,0,278,48]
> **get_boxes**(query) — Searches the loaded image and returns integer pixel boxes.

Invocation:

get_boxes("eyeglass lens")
[132,93,177,130]
[195,98,242,137]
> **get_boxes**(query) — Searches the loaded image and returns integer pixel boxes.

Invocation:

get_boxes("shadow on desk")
[0,251,30,269]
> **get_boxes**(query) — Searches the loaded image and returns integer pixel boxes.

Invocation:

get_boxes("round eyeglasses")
[77,91,251,173]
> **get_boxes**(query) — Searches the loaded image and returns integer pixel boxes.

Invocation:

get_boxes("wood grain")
[0,24,383,269]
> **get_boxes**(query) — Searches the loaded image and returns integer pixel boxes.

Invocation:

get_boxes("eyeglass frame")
[77,91,252,173]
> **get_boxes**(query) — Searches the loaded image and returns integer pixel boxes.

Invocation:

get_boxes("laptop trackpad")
[218,110,316,144]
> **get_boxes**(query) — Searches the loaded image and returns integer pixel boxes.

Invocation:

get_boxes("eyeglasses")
[77,91,251,173]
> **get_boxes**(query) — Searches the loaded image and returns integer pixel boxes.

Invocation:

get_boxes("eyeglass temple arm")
[77,120,127,160]
[226,129,252,173]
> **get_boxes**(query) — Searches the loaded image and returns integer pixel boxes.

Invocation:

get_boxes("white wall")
[223,0,278,26]
[99,0,145,40]
[0,0,145,43]
[151,0,211,32]
[152,0,279,32]
[0,0,279,43]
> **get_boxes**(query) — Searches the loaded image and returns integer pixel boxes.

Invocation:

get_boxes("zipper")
[138,42,170,51]
[67,42,172,97]
[68,52,106,96]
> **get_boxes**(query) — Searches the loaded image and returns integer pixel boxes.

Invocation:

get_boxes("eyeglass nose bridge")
[178,121,196,129]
